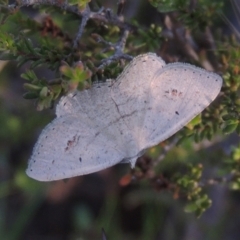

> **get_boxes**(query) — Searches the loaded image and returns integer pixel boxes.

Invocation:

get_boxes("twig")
[117,0,126,16]
[9,0,134,68]
[73,4,90,48]
[97,29,133,69]
[153,137,179,167]
[11,0,133,30]
[199,173,236,187]
[101,228,108,240]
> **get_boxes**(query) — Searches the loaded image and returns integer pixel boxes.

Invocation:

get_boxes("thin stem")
[10,0,134,68]
[73,4,90,48]
[153,137,179,167]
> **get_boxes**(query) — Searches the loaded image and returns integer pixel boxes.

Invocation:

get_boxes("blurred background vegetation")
[0,0,240,239]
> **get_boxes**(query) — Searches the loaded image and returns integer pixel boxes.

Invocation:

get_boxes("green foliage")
[219,39,240,135]
[59,61,92,90]
[149,0,224,29]
[0,5,95,110]
[0,1,240,238]
[223,146,240,190]
[129,22,164,52]
[21,61,91,110]
[176,164,212,217]
[177,105,222,145]
[68,0,91,9]
[149,0,189,12]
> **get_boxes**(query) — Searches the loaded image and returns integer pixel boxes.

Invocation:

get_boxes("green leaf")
[230,178,240,190]
[186,115,202,130]
[206,128,213,141]
[17,56,29,67]
[24,38,36,54]
[233,147,240,161]
[37,96,53,111]
[236,123,240,135]
[23,83,41,91]
[39,87,49,98]
[50,84,63,100]
[22,92,38,99]
[0,51,16,60]
[222,121,239,134]
[21,70,38,81]
[222,114,234,121]
[194,131,200,143]
[149,0,183,12]
[30,58,46,69]
[184,202,198,213]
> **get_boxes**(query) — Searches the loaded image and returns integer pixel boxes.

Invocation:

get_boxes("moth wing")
[112,53,166,161]
[27,83,139,181]
[140,63,222,149]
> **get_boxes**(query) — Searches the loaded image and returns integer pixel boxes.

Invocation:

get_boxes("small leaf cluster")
[68,0,90,9]
[129,22,163,53]
[0,6,94,110]
[0,0,238,223]
[220,39,240,135]
[22,61,91,110]
[193,106,223,142]
[175,164,212,217]
[59,61,92,90]
[129,156,213,217]
[0,20,73,70]
[22,69,62,110]
[177,108,221,145]
[149,0,224,29]
[9,36,66,69]
[224,146,240,190]
[149,0,189,13]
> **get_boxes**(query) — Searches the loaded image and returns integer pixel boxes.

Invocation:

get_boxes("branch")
[199,173,236,187]
[9,0,135,68]
[96,29,133,69]
[10,0,133,30]
[117,0,126,16]
[153,137,179,167]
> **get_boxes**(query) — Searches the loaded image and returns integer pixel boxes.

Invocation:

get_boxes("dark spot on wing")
[95,132,100,137]
[65,135,80,152]
[171,89,178,96]
[175,111,179,115]
[79,157,82,162]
